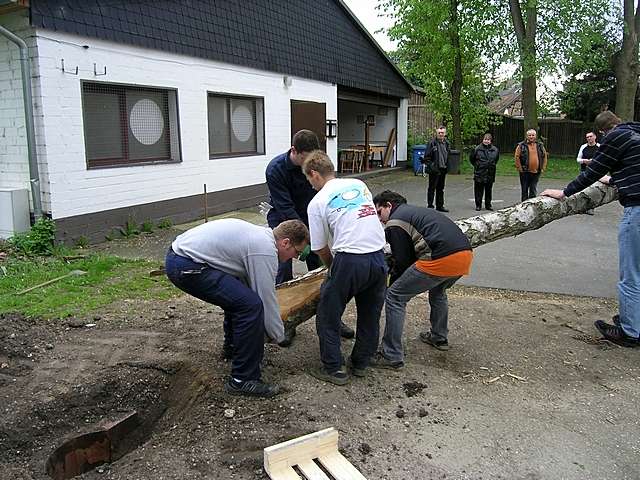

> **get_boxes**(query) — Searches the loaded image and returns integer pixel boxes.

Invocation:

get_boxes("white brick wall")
[32,30,339,220]
[0,11,44,209]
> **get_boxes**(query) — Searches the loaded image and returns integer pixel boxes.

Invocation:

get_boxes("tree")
[380,0,497,149]
[615,0,640,121]
[277,181,617,343]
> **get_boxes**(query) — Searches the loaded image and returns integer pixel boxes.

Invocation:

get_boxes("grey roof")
[30,0,412,98]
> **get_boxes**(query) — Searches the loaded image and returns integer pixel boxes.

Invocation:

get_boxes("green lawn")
[459,154,581,180]
[0,254,177,319]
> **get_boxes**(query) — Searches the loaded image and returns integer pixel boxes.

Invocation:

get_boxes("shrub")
[9,217,57,256]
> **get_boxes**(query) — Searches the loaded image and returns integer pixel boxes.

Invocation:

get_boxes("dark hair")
[594,111,621,133]
[292,129,320,153]
[372,190,407,208]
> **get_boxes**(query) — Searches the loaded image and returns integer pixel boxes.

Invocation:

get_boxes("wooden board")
[382,128,396,167]
[264,428,366,480]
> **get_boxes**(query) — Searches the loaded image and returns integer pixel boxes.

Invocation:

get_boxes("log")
[275,181,617,342]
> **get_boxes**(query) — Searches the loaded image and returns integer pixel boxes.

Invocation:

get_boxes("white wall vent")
[0,188,30,239]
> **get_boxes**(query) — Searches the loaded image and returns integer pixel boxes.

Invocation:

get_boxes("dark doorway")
[291,100,326,152]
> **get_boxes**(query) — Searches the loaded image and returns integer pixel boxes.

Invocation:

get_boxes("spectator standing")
[303,151,388,384]
[469,133,500,211]
[424,126,451,212]
[515,129,548,201]
[576,131,600,215]
[542,110,639,348]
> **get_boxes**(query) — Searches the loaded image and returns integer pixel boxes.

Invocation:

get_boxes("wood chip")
[486,375,504,384]
[506,373,526,382]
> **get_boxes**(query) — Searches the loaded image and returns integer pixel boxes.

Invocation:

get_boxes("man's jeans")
[382,265,460,362]
[427,167,447,208]
[165,249,265,381]
[315,251,387,372]
[618,206,640,338]
[519,172,540,201]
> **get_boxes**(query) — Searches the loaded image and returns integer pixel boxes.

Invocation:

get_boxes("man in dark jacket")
[515,129,548,201]
[265,130,354,339]
[542,111,639,348]
[469,133,499,211]
[424,126,451,212]
[370,191,474,369]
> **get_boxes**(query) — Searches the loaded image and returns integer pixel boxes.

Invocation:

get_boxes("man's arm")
[386,226,416,284]
[576,144,586,164]
[514,145,522,172]
[314,245,333,268]
[541,145,548,172]
[266,167,301,221]
[245,253,285,344]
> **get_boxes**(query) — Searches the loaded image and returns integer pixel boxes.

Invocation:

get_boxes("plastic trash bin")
[411,144,427,176]
[448,149,461,174]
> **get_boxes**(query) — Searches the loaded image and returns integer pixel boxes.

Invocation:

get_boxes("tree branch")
[508,0,526,46]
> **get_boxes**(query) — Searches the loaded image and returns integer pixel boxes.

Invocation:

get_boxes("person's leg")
[436,169,447,209]
[315,254,352,373]
[474,181,483,209]
[528,173,540,199]
[165,250,265,381]
[617,207,640,338]
[222,311,234,359]
[485,182,493,209]
[519,172,528,202]
[427,172,438,207]
[381,266,441,362]
[426,275,462,342]
[275,258,293,284]
[350,252,387,368]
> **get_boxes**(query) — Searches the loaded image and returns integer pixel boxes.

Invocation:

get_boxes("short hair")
[526,129,537,135]
[372,190,407,208]
[483,133,493,141]
[302,150,334,177]
[586,131,596,136]
[273,219,309,245]
[436,126,446,132]
[594,110,621,133]
[292,130,320,153]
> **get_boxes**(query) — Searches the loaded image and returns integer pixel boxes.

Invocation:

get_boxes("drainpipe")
[0,24,43,220]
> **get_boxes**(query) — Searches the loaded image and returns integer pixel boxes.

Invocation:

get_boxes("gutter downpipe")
[0,24,43,220]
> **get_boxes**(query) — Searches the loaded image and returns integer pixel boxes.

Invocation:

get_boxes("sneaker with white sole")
[419,331,450,351]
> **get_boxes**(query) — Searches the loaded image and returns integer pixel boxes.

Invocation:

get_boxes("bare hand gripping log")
[276,181,617,344]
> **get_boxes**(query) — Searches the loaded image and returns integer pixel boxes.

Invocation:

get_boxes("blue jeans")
[315,251,387,372]
[382,265,460,362]
[165,249,265,381]
[618,206,640,338]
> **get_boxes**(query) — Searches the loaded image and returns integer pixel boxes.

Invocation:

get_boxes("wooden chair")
[339,149,364,173]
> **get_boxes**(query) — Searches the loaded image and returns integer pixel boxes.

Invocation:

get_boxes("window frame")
[207,91,265,159]
[80,80,182,170]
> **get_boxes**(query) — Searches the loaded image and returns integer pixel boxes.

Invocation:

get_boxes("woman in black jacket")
[469,133,499,211]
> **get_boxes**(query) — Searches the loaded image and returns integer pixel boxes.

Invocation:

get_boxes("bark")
[276,182,618,341]
[614,0,640,122]
[449,0,463,150]
[508,0,539,134]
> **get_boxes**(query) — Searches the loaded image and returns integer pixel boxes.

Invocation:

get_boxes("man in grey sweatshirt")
[165,218,310,397]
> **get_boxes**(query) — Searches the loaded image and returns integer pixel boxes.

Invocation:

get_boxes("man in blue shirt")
[265,130,355,340]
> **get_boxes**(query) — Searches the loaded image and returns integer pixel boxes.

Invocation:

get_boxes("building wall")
[0,11,44,207]
[33,30,338,220]
[337,100,398,150]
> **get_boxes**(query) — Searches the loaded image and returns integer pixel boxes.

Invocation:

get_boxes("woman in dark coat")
[469,133,499,211]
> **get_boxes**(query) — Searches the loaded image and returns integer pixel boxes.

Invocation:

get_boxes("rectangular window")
[81,82,181,168]
[207,93,265,157]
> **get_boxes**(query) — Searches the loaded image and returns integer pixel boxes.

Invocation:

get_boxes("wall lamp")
[326,119,337,138]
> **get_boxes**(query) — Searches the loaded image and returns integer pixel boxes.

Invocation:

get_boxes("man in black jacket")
[370,191,474,369]
[424,126,451,212]
[542,111,639,348]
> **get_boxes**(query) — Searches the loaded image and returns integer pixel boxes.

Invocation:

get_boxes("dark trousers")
[474,181,493,208]
[519,172,540,201]
[165,249,264,381]
[315,251,387,372]
[427,168,447,208]
[276,252,322,285]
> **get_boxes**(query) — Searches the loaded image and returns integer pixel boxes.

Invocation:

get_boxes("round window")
[130,99,164,145]
[231,104,254,142]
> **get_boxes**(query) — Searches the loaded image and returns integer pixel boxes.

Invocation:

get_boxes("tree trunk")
[614,0,640,122]
[509,0,539,135]
[276,182,618,342]
[449,0,463,150]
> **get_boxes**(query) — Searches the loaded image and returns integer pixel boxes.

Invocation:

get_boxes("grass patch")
[0,254,178,319]
[459,154,582,180]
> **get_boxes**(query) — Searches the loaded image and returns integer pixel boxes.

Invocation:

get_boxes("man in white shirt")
[576,131,600,215]
[303,151,387,385]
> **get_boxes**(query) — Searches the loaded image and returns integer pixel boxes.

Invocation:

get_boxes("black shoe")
[419,331,450,351]
[427,205,435,209]
[475,206,481,211]
[612,314,620,326]
[436,207,449,213]
[224,378,280,398]
[369,351,404,370]
[309,366,349,385]
[346,357,367,377]
[594,320,639,348]
[486,206,493,211]
[340,322,355,339]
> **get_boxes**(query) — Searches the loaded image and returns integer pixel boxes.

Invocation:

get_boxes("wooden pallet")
[264,428,366,480]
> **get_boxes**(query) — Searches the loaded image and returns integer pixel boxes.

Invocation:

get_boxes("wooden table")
[352,144,385,169]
